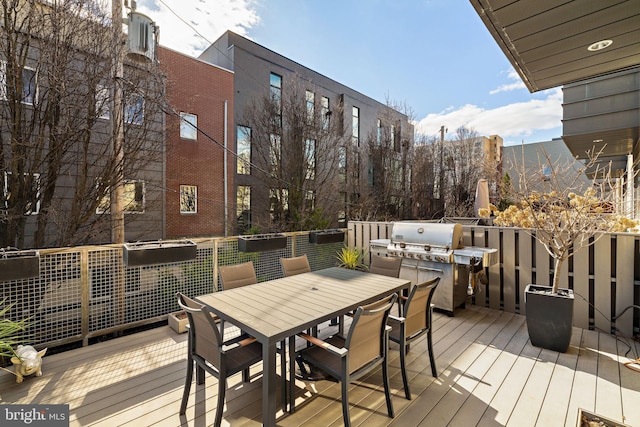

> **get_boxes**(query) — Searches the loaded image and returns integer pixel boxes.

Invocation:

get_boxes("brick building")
[159,47,235,238]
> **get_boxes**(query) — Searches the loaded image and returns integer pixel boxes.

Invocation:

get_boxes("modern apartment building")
[199,31,414,232]
[159,46,235,238]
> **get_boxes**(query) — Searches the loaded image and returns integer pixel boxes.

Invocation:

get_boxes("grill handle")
[401,263,444,274]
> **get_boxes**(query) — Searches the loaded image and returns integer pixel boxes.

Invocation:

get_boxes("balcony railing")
[3,222,638,352]
[0,232,345,350]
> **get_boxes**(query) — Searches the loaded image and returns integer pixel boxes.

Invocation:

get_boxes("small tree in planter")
[481,146,637,352]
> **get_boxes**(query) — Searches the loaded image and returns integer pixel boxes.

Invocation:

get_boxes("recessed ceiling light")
[587,40,613,51]
[593,139,604,143]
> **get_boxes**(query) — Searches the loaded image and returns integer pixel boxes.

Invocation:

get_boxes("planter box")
[238,234,287,252]
[309,230,345,244]
[0,249,40,282]
[168,311,189,334]
[577,408,630,427]
[525,284,574,352]
[123,240,197,267]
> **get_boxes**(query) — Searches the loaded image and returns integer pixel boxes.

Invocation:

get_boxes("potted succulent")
[335,246,366,271]
[481,146,637,352]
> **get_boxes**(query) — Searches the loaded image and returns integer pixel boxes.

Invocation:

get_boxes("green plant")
[335,246,366,271]
[0,299,29,376]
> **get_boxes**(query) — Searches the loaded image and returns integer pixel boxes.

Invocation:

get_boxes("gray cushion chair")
[177,292,262,427]
[219,261,257,290]
[217,261,258,338]
[218,261,289,411]
[388,277,440,400]
[295,293,398,427]
[280,254,311,277]
[369,254,402,277]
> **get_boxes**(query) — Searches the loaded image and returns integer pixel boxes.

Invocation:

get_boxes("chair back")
[369,255,402,278]
[280,254,311,277]
[345,293,397,374]
[219,261,257,290]
[177,292,221,368]
[403,277,440,337]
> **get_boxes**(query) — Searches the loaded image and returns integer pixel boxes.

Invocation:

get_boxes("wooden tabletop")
[196,267,410,344]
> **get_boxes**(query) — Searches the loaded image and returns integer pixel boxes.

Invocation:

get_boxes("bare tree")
[356,98,414,221]
[0,0,165,248]
[411,134,440,219]
[240,74,349,232]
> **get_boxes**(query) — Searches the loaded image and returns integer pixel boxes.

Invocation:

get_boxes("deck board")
[0,305,638,427]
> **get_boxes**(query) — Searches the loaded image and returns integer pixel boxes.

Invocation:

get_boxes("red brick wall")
[159,47,235,238]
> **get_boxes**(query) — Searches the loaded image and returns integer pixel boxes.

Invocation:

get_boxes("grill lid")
[390,221,463,250]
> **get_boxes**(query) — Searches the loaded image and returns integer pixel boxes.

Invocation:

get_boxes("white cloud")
[135,0,260,57]
[415,88,562,143]
[490,69,527,94]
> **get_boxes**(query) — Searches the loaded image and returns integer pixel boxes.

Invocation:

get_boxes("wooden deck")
[1,305,639,426]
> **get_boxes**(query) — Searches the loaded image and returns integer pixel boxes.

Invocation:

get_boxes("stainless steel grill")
[371,221,497,316]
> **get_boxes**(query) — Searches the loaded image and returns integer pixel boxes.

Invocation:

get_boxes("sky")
[135,0,563,146]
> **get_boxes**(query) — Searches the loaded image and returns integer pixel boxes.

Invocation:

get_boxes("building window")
[97,180,145,214]
[306,90,315,124]
[180,185,197,214]
[237,126,251,175]
[237,185,251,230]
[96,84,110,119]
[124,94,144,125]
[270,72,282,114]
[180,112,197,140]
[376,119,382,145]
[321,96,330,130]
[270,133,281,170]
[2,172,41,215]
[352,106,359,146]
[338,146,346,182]
[21,67,37,105]
[270,188,288,220]
[0,61,38,104]
[305,139,315,180]
[390,124,396,150]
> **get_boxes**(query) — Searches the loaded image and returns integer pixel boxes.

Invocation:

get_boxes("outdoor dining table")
[195,266,411,427]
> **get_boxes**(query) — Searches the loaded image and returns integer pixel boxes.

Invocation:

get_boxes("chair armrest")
[388,315,406,323]
[298,333,348,357]
[398,294,408,301]
[222,336,257,352]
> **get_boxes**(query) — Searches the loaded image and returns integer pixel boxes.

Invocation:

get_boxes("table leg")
[288,335,296,413]
[262,341,277,427]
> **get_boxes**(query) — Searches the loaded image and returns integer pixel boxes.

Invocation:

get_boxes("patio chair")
[369,254,402,278]
[219,261,257,290]
[217,261,258,338]
[219,261,289,410]
[280,254,311,277]
[177,292,262,427]
[388,277,440,399]
[295,293,398,427]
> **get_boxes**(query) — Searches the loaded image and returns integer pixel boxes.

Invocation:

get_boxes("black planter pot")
[0,249,40,282]
[309,230,345,244]
[238,234,287,252]
[525,284,574,352]
[123,240,197,267]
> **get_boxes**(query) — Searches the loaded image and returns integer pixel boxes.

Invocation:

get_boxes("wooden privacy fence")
[348,220,640,338]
